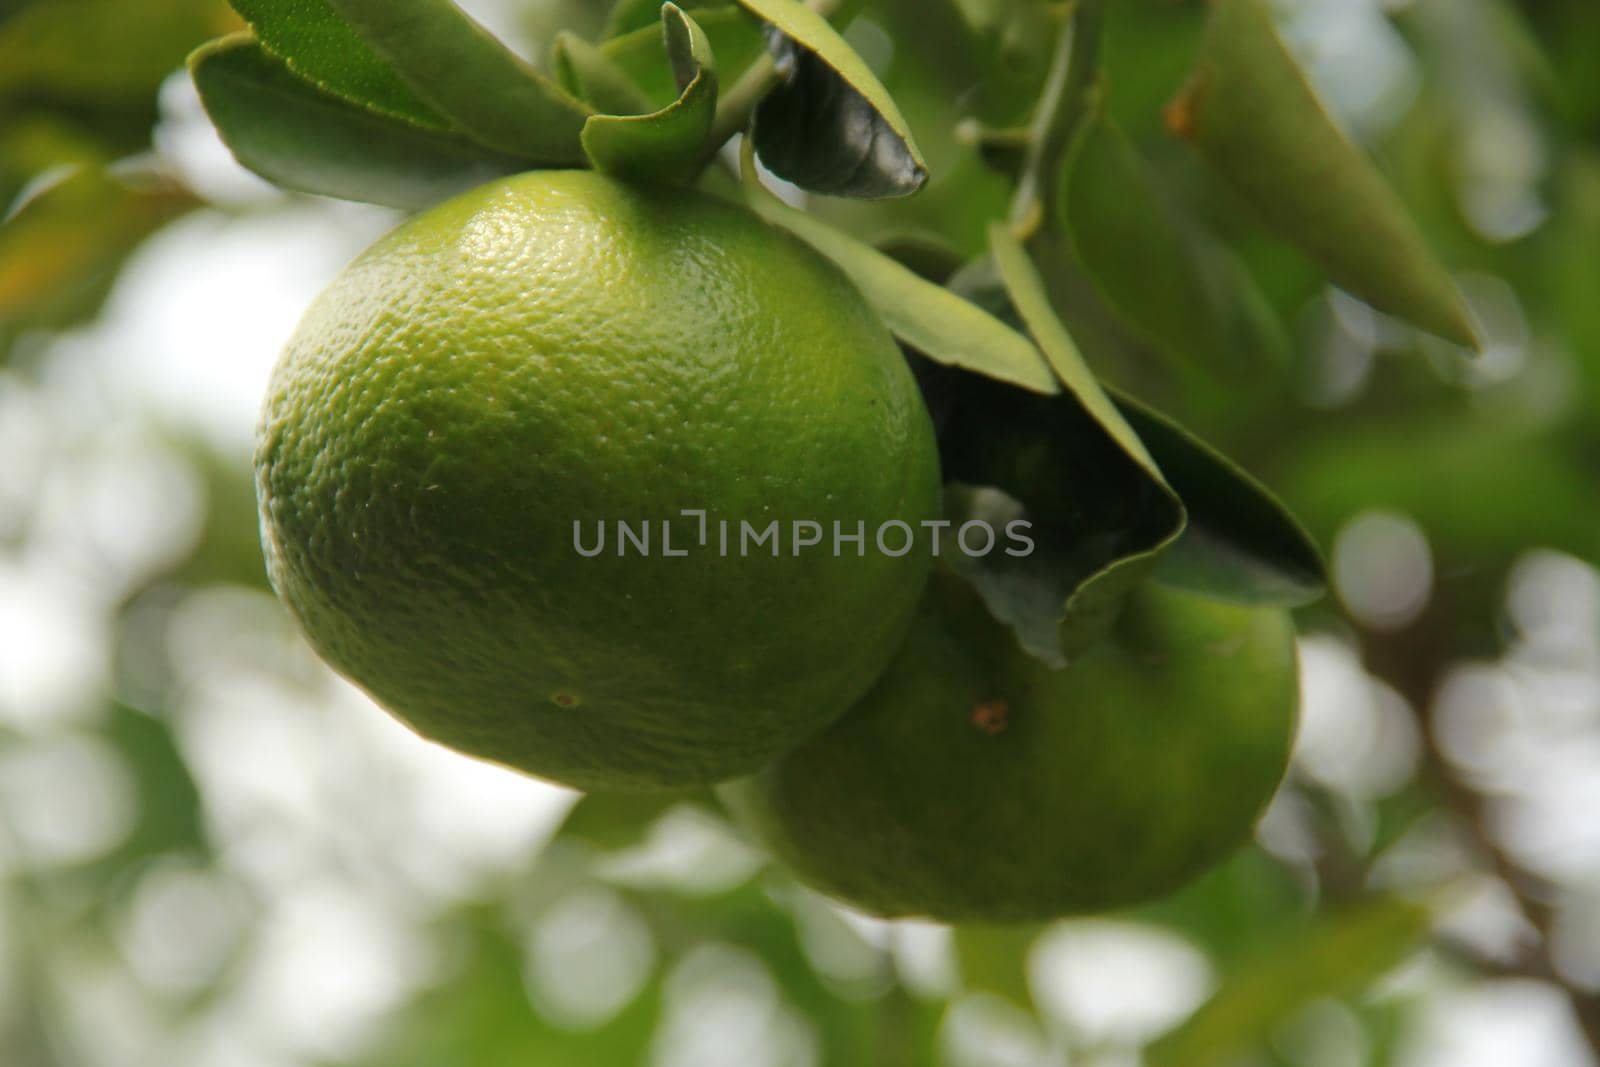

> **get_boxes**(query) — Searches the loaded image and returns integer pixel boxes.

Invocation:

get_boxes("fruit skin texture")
[255,170,940,792]
[723,573,1299,923]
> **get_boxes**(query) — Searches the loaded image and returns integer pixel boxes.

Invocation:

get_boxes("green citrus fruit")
[255,170,940,792]
[723,572,1299,922]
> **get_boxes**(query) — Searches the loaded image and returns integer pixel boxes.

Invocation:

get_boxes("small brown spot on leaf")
[971,699,1010,736]
[1164,77,1206,141]
[552,692,580,708]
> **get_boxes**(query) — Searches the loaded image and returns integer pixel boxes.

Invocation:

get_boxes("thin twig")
[1008,0,1106,239]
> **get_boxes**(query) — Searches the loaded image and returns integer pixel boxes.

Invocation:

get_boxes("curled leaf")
[581,4,719,185]
[938,382,1180,668]
[933,229,1187,664]
[735,0,927,198]
[602,5,765,110]
[1108,389,1325,606]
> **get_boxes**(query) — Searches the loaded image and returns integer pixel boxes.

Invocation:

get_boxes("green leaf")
[953,925,1042,1014]
[740,164,1058,395]
[581,4,718,185]
[553,30,654,117]
[1060,111,1289,379]
[1172,0,1478,347]
[1147,898,1432,1067]
[0,0,224,101]
[1109,390,1325,606]
[0,165,194,343]
[227,0,449,128]
[735,0,927,198]
[987,223,1161,478]
[88,704,211,876]
[321,0,592,163]
[189,34,522,209]
[602,5,764,110]
[934,232,1187,664]
[939,400,1179,667]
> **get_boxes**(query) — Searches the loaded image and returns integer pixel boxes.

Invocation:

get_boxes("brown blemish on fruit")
[971,699,1010,736]
[551,692,580,708]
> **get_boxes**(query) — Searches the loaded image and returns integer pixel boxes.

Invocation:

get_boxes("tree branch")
[1357,616,1600,1054]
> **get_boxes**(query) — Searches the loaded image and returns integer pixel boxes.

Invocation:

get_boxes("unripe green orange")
[724,573,1299,922]
[255,171,941,791]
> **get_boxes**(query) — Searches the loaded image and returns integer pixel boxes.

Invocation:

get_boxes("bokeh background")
[4,0,1600,1064]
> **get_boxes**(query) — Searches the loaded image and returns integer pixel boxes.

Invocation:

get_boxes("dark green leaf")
[741,166,1058,394]
[1147,898,1432,1067]
[228,0,448,128]
[581,4,718,185]
[90,704,210,873]
[322,0,591,163]
[553,30,654,117]
[936,231,1186,664]
[1172,0,1478,347]
[188,34,522,209]
[736,0,927,198]
[1061,111,1289,379]
[1109,390,1325,606]
[940,404,1178,667]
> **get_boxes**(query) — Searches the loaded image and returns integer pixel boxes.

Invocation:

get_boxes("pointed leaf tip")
[1176,0,1479,348]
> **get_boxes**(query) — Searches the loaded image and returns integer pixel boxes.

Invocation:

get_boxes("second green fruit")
[725,572,1299,922]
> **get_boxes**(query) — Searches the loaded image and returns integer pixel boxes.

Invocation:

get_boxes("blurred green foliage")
[3,0,1599,1065]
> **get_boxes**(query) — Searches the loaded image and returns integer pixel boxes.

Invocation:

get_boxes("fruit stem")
[1008,0,1106,240]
